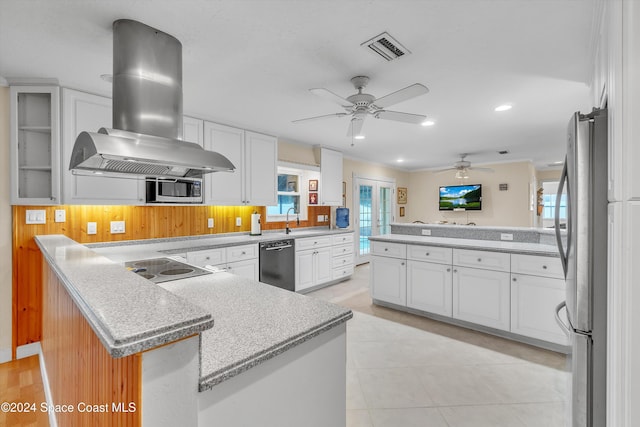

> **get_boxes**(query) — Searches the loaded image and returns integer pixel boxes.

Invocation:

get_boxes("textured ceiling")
[0,0,597,171]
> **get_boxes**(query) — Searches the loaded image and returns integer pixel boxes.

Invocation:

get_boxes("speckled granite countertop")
[36,231,352,390]
[34,235,214,358]
[157,273,352,391]
[89,228,353,262]
[368,233,559,257]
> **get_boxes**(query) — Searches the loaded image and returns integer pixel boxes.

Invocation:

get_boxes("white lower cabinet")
[295,246,332,292]
[407,260,452,316]
[511,274,568,345]
[452,266,511,331]
[370,255,406,306]
[186,244,258,281]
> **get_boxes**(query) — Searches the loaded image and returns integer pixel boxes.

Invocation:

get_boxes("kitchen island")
[34,234,352,427]
[369,223,568,352]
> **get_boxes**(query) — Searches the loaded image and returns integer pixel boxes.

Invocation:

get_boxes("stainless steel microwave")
[145,177,203,203]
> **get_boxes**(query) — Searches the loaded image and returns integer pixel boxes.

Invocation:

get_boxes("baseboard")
[0,348,11,364]
[16,342,41,359]
[38,347,57,427]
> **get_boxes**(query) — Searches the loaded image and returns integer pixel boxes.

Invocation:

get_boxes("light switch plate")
[421,229,432,236]
[87,222,97,235]
[55,209,66,223]
[500,233,514,241]
[317,215,324,222]
[110,220,126,234]
[207,218,214,228]
[26,210,46,224]
[235,217,242,226]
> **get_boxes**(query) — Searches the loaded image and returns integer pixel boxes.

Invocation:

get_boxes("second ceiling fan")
[293,76,429,137]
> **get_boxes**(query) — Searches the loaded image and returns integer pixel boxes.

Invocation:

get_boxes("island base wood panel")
[42,263,142,426]
[12,204,330,354]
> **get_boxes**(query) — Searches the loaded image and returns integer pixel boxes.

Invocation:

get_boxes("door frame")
[353,174,396,265]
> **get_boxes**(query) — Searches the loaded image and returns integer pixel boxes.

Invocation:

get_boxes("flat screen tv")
[439,184,482,211]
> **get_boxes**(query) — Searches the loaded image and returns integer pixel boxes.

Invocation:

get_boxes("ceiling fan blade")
[292,112,349,123]
[373,83,429,108]
[309,88,354,108]
[433,167,457,174]
[347,117,365,137]
[468,167,495,173]
[374,110,426,124]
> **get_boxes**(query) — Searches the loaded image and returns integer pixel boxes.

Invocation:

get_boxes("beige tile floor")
[307,264,569,427]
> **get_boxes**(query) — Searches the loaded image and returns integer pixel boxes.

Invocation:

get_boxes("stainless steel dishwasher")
[259,239,295,291]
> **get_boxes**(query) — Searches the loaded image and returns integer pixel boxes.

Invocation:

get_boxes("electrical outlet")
[55,209,66,223]
[235,217,242,227]
[87,222,97,235]
[26,210,46,224]
[421,229,432,236]
[501,233,514,241]
[110,220,126,234]
[207,218,214,228]
[317,215,324,222]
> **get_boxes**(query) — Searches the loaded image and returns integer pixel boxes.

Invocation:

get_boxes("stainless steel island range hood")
[69,19,235,178]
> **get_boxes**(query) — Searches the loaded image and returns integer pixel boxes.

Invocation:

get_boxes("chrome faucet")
[285,207,299,234]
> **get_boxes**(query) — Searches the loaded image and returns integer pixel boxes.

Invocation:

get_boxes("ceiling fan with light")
[292,76,429,137]
[435,153,495,179]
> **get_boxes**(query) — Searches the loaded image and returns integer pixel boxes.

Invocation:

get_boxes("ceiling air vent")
[361,32,411,62]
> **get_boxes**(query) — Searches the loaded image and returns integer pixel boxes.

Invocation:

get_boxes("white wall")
[407,161,536,227]
[0,86,12,362]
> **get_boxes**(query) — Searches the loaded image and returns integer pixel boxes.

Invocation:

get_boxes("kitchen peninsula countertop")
[368,233,559,256]
[35,233,352,390]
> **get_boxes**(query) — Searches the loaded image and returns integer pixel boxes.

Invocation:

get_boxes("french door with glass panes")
[354,177,395,265]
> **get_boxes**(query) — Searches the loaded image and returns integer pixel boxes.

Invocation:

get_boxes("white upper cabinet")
[10,85,61,205]
[315,147,343,206]
[61,88,145,205]
[204,122,277,206]
[182,116,204,147]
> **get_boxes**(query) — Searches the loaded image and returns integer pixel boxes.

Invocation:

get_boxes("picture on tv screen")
[439,184,482,210]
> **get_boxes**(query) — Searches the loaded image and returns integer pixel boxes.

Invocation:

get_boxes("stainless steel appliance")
[555,108,607,427]
[69,19,235,178]
[125,257,212,283]
[259,239,295,291]
[146,177,203,203]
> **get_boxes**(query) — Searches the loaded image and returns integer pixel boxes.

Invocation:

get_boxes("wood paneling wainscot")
[42,263,141,426]
[12,205,330,355]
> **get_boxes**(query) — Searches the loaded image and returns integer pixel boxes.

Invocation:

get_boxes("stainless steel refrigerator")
[555,108,607,427]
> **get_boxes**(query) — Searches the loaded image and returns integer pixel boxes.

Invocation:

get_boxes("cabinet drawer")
[186,248,226,267]
[453,249,510,272]
[370,241,406,259]
[407,244,452,264]
[227,244,258,262]
[332,233,354,246]
[333,266,354,280]
[511,254,563,279]
[332,253,353,268]
[296,236,332,251]
[333,244,353,257]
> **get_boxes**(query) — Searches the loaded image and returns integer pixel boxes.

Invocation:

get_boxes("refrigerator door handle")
[555,158,569,276]
[555,301,571,338]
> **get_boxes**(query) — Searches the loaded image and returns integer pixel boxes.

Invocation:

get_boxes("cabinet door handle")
[205,256,210,260]
[401,262,405,266]
[453,269,458,273]
[446,268,451,272]
[384,248,388,251]
[425,252,430,256]
[542,265,547,269]
[242,251,246,255]
[513,277,517,282]
[477,258,482,262]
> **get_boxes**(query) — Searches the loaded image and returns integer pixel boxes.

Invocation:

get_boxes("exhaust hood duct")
[69,19,235,178]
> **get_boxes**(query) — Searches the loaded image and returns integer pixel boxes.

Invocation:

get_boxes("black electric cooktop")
[124,257,212,284]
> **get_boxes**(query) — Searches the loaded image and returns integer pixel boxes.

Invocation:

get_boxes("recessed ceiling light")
[494,104,512,112]
[354,135,365,140]
[421,120,435,127]
[397,159,404,163]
